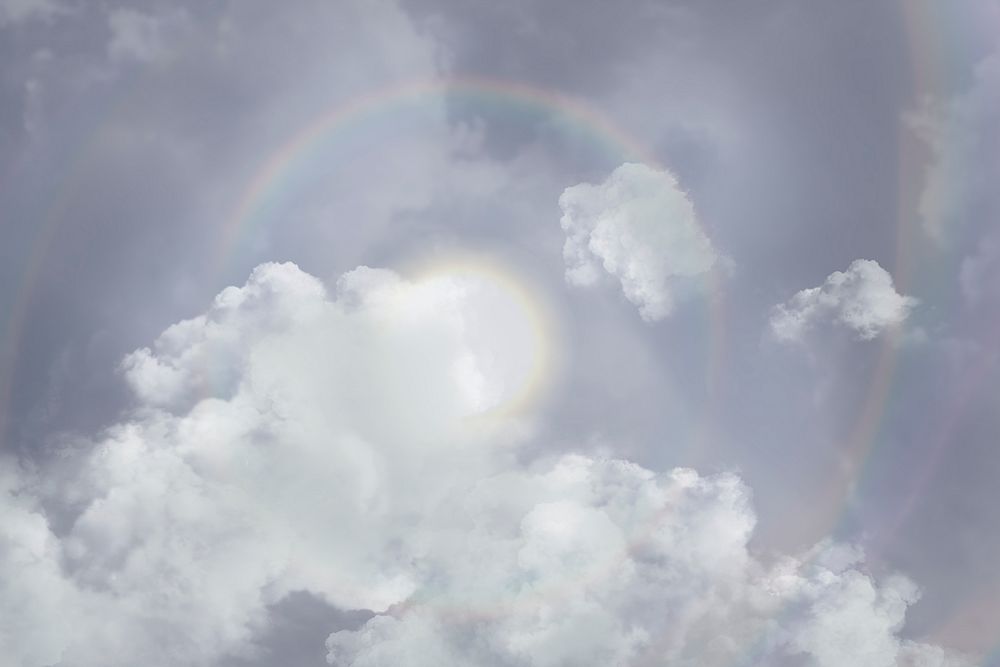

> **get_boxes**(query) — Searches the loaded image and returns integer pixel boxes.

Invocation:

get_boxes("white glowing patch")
[416,264,549,414]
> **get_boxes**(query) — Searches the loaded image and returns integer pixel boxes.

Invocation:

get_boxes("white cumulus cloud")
[0,262,968,667]
[0,468,77,667]
[3,261,541,666]
[327,455,970,667]
[770,259,917,342]
[559,162,719,322]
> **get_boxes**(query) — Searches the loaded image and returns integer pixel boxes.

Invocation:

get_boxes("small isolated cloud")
[559,162,719,322]
[770,259,917,343]
[0,262,967,666]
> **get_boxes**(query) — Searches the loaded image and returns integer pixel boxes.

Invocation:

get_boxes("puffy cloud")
[770,259,917,342]
[0,467,77,666]
[327,455,970,667]
[0,262,967,666]
[7,261,545,666]
[559,162,719,322]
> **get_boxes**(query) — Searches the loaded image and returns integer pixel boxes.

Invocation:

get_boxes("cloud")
[769,259,917,342]
[0,467,77,667]
[0,0,61,26]
[4,261,543,666]
[961,231,1000,309]
[0,0,466,451]
[912,38,1000,426]
[327,455,970,667]
[910,50,1000,243]
[0,262,966,666]
[559,162,719,322]
[107,8,195,66]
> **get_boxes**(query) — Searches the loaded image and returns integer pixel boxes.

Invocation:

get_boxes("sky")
[0,0,999,665]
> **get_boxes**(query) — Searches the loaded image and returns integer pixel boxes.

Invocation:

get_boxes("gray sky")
[1,1,999,665]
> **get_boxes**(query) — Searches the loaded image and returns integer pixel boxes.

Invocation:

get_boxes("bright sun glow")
[414,260,554,415]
